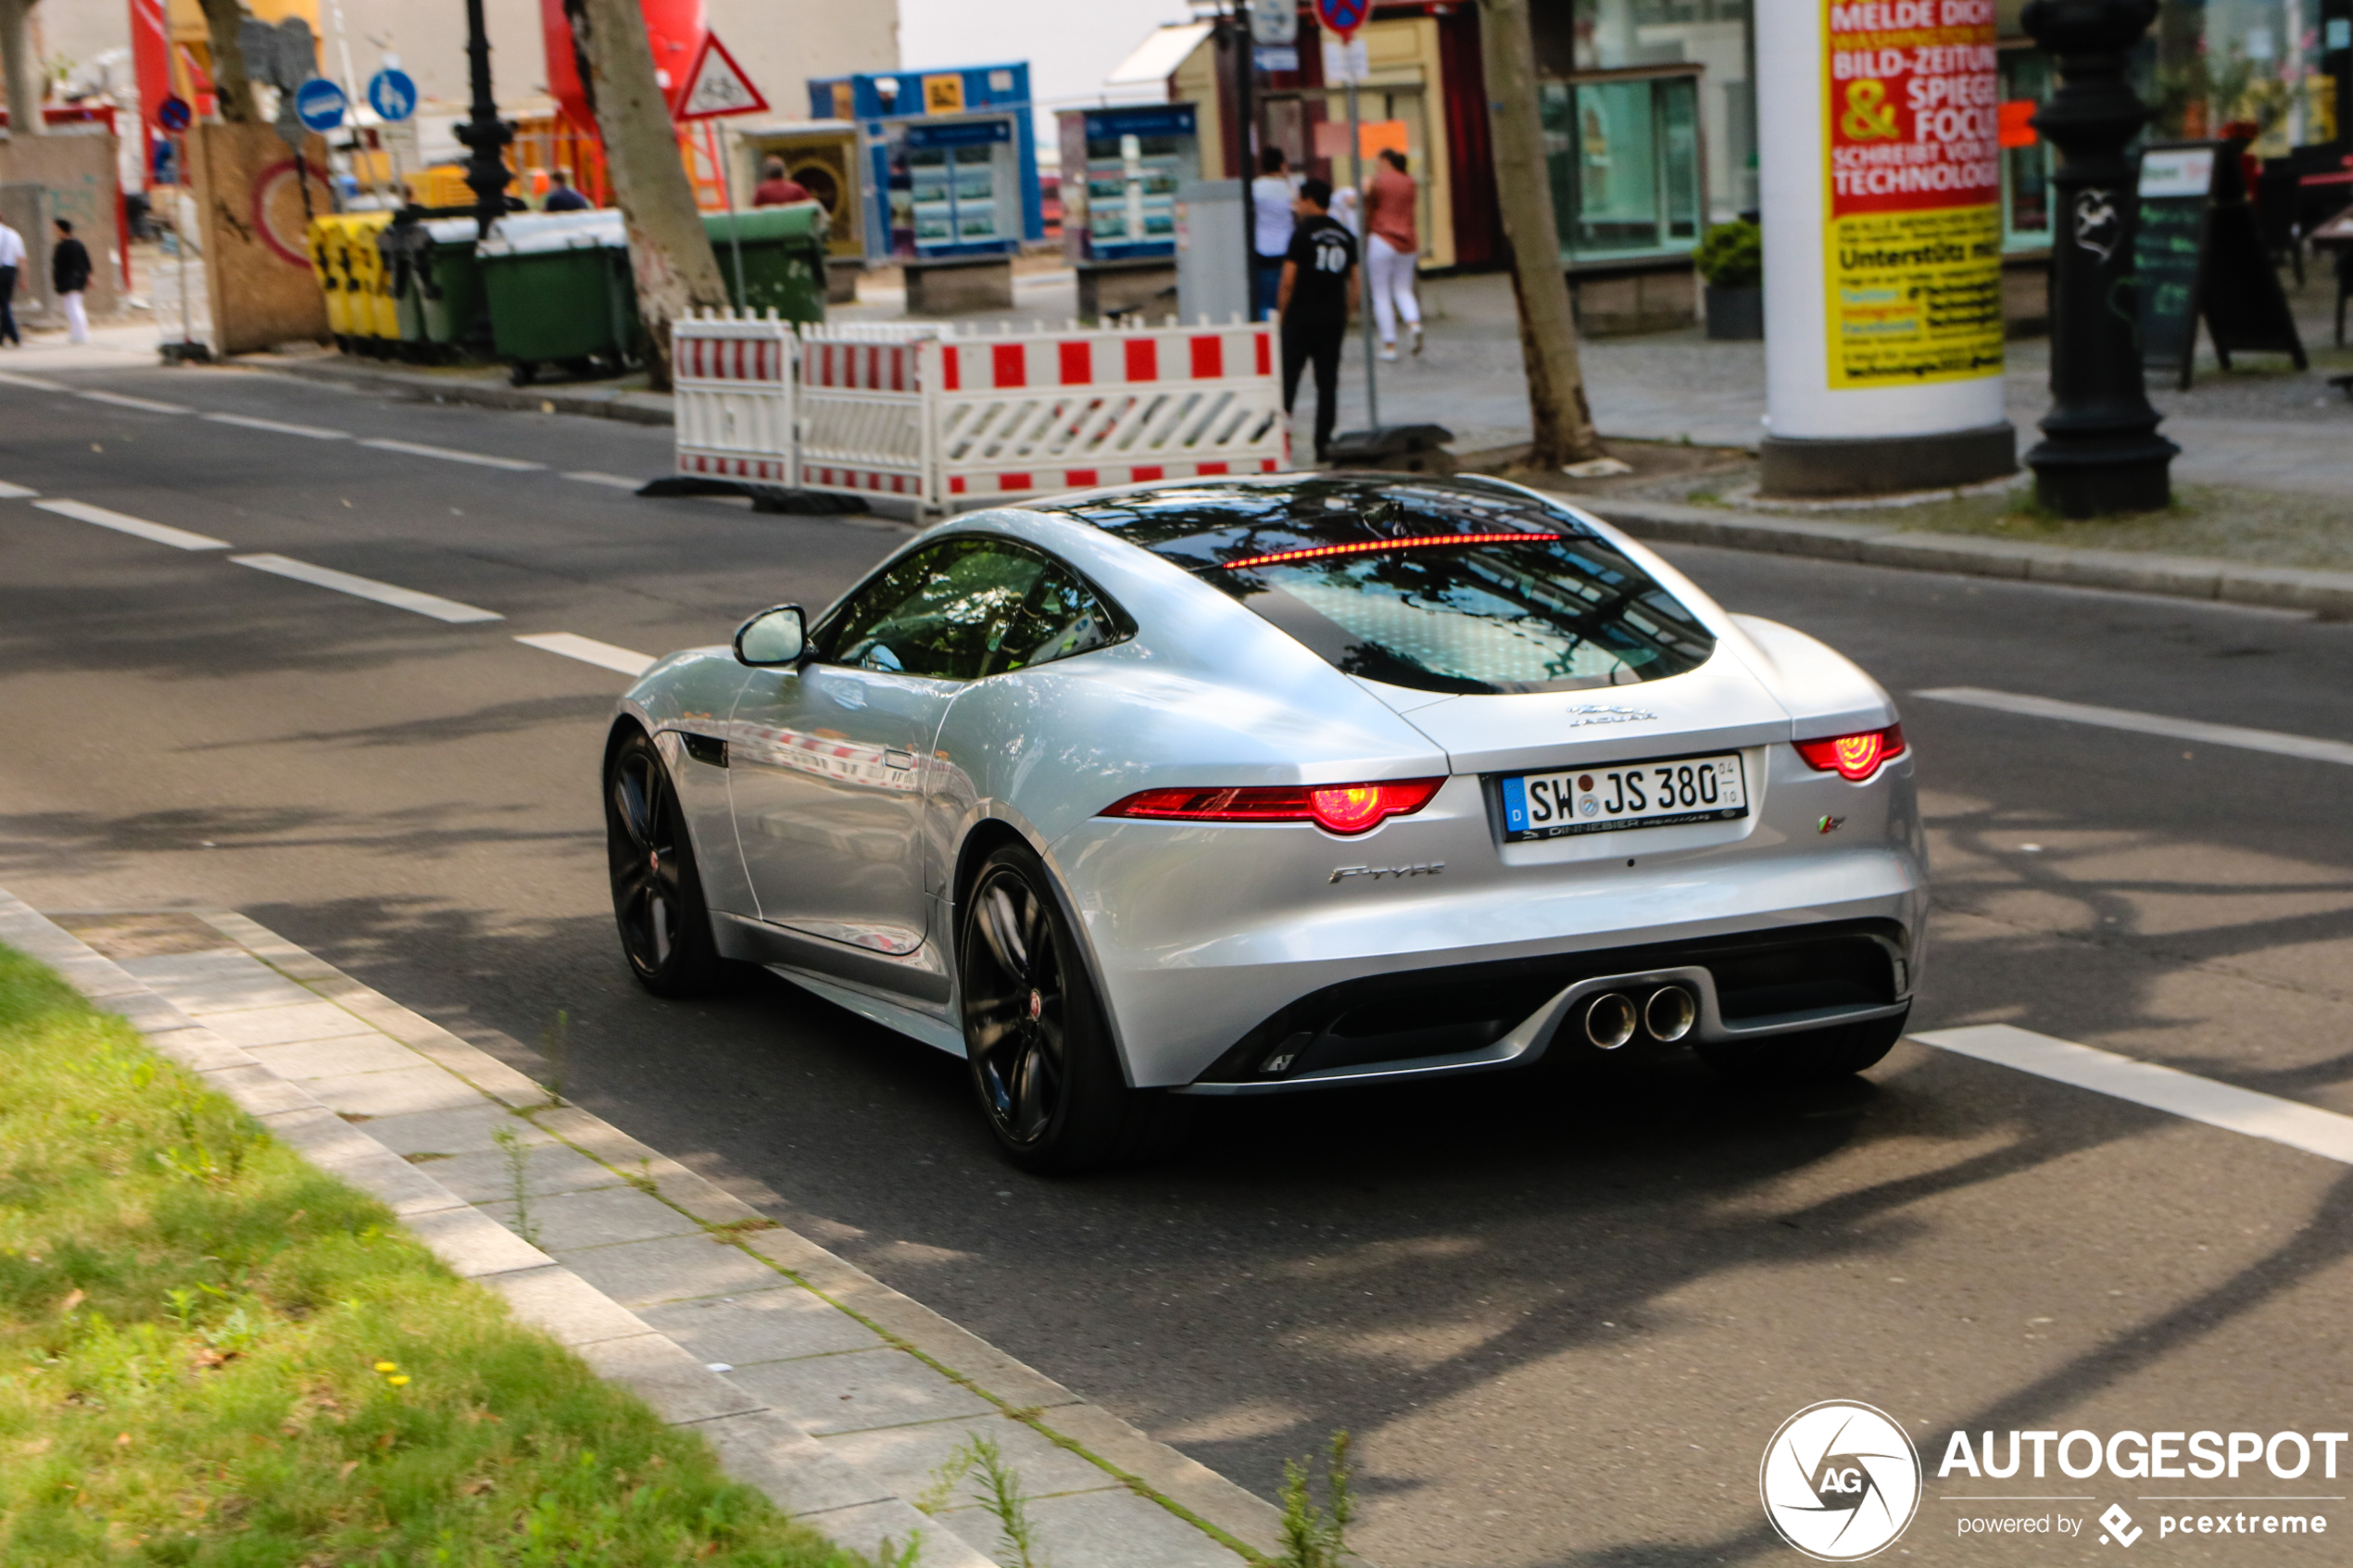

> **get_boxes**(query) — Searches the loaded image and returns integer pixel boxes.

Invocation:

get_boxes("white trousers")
[1365,233,1420,345]
[62,291,88,343]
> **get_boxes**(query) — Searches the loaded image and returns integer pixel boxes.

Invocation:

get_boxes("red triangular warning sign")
[673,33,769,121]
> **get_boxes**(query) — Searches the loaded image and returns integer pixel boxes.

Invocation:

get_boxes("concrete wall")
[705,0,896,119]
[0,131,124,318]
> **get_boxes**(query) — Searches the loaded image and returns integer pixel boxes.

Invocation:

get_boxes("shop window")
[1540,74,1703,262]
[1998,46,2053,248]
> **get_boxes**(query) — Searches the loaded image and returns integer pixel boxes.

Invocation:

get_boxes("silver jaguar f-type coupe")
[606,474,1927,1171]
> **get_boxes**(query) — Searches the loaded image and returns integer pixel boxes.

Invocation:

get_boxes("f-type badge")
[1330,862,1444,884]
[1564,704,1658,728]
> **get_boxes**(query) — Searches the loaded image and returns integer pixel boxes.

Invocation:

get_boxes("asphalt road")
[5,360,2351,1567]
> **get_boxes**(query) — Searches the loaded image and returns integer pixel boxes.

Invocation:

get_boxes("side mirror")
[733,605,807,667]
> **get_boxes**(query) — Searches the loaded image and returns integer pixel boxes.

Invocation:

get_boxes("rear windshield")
[1038,478,1716,696]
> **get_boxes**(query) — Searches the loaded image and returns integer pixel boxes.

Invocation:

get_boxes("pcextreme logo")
[1761,1401,1924,1561]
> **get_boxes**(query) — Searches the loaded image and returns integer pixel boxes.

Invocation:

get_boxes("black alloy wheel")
[958,843,1188,1173]
[1692,1006,1909,1086]
[605,730,721,996]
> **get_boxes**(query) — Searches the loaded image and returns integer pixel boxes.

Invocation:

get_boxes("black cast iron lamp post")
[453,0,514,238]
[2020,0,2178,516]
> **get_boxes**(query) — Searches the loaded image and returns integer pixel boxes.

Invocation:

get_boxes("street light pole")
[454,0,513,238]
[2021,0,2176,516]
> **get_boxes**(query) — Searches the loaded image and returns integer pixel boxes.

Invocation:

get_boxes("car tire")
[1693,1007,1909,1086]
[958,843,1189,1173]
[605,729,723,997]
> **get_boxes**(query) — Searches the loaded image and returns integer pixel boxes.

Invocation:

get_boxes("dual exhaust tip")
[1582,985,1697,1050]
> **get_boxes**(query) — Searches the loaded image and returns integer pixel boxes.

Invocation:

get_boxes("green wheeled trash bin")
[703,203,830,325]
[409,217,489,361]
[476,210,641,385]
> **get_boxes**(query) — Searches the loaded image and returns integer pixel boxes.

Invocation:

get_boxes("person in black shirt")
[1277,178,1358,464]
[51,219,93,344]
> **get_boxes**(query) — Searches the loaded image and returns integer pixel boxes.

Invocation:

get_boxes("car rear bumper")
[1171,919,1913,1094]
[1051,762,1929,1089]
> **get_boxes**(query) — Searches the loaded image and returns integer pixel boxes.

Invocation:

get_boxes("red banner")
[1826,0,2000,220]
[130,0,173,160]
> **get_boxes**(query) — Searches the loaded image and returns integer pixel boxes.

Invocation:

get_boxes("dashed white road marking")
[0,370,67,392]
[32,498,230,551]
[515,632,657,677]
[0,481,39,499]
[231,553,503,623]
[1916,686,2353,769]
[359,437,546,471]
[1914,1024,2353,1166]
[203,411,351,440]
[79,390,193,415]
[563,470,645,490]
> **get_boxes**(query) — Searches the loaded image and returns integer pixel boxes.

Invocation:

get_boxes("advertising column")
[1757,0,2015,496]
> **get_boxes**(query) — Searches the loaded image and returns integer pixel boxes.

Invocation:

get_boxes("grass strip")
[0,943,897,1567]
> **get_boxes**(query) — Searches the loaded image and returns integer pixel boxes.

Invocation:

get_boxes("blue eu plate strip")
[1501,775,1529,834]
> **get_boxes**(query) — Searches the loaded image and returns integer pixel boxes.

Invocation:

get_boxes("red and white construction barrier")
[797,319,1288,510]
[670,316,1290,512]
[672,309,796,486]
[796,323,940,502]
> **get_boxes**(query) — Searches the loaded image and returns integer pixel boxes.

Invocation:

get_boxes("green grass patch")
[0,944,890,1567]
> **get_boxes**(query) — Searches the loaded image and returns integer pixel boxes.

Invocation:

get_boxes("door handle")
[884,749,915,771]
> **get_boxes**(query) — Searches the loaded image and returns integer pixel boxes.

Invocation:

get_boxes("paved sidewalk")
[0,892,1290,1568]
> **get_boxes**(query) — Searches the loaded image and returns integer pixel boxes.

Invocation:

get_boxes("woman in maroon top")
[1363,148,1422,360]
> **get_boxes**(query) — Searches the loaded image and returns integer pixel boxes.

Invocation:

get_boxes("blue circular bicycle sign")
[1315,0,1369,36]
[294,76,348,132]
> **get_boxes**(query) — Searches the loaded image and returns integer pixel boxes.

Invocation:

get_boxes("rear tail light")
[1794,724,1906,781]
[1101,778,1445,835]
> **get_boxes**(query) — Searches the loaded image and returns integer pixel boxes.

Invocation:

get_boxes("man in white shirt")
[0,216,23,347]
[1250,147,1298,324]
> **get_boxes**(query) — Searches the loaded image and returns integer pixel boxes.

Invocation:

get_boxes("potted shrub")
[1694,220,1763,340]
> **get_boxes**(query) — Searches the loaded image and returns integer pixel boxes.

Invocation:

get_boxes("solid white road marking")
[231,553,504,623]
[0,482,38,499]
[0,370,68,392]
[79,390,193,415]
[563,470,645,490]
[514,632,657,677]
[1916,686,2353,769]
[1914,1023,2353,1167]
[359,437,546,471]
[32,498,230,551]
[203,412,351,440]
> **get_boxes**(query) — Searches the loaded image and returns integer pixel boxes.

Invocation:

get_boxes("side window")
[819,538,1049,682]
[988,564,1120,675]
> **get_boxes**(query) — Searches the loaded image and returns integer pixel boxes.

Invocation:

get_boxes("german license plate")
[1500,752,1748,842]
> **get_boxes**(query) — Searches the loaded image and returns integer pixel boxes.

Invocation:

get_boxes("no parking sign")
[1315,0,1368,38]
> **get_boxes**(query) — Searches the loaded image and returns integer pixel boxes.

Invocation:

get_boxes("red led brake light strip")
[1218,533,1565,571]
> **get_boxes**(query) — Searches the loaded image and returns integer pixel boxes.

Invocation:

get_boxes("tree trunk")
[195,0,258,124]
[1478,0,1603,468]
[563,0,725,392]
[1,0,41,137]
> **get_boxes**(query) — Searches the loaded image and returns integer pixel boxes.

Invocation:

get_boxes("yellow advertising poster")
[1823,0,2005,386]
[923,74,967,114]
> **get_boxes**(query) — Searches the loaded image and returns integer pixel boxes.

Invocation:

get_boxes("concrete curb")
[245,356,675,427]
[220,353,2353,620]
[1575,495,2353,619]
[0,894,1297,1568]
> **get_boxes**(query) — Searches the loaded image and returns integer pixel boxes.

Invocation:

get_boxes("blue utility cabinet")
[806,64,1043,264]
[1057,104,1199,265]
